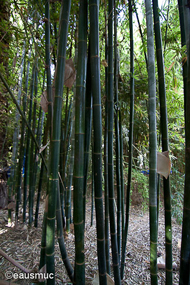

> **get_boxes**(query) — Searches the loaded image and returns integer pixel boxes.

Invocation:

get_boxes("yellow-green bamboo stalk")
[145,0,158,283]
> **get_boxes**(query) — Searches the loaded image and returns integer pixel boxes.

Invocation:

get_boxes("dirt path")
[0,201,181,284]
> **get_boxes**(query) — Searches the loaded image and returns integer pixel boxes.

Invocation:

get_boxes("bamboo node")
[75,261,85,266]
[113,262,120,267]
[46,252,54,257]
[166,268,173,272]
[91,55,99,58]
[184,206,190,211]
[47,216,56,221]
[97,238,104,242]
[74,220,84,226]
[150,241,157,245]
[93,104,101,107]
[95,196,103,200]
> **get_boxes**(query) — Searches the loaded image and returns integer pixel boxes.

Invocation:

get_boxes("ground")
[0,199,182,284]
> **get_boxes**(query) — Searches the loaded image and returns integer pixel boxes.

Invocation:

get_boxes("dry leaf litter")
[0,199,181,285]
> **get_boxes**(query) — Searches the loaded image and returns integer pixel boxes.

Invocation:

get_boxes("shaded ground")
[0,199,181,284]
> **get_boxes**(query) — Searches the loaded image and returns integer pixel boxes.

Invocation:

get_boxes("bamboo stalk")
[152,1,172,283]
[179,2,190,284]
[134,1,148,70]
[104,5,110,273]
[22,50,32,223]
[114,5,121,266]
[35,119,48,228]
[89,0,107,283]
[10,43,25,210]
[66,111,75,232]
[39,196,48,271]
[29,62,38,226]
[45,0,53,137]
[56,184,74,282]
[73,0,87,283]
[164,0,171,54]
[83,44,93,226]
[15,43,26,222]
[121,0,134,278]
[46,1,71,283]
[145,0,158,283]
[119,110,125,250]
[91,135,94,227]
[107,0,121,283]
[0,72,47,170]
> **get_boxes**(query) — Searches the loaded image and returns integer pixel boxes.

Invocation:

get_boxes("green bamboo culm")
[179,2,190,284]
[66,113,75,232]
[114,4,121,266]
[60,92,69,217]
[15,43,26,222]
[35,120,48,227]
[89,0,107,284]
[119,110,125,246]
[107,0,121,283]
[29,61,38,226]
[34,70,46,227]
[178,0,188,128]
[45,0,53,137]
[62,98,73,215]
[145,0,158,283]
[0,72,47,169]
[22,49,32,223]
[83,44,93,226]
[9,43,25,206]
[91,136,94,227]
[121,0,134,279]
[39,195,48,272]
[27,64,35,226]
[163,0,170,54]
[46,1,71,283]
[33,107,44,226]
[104,4,110,273]
[178,0,187,120]
[63,99,73,224]
[134,1,148,70]
[9,44,25,204]
[73,0,87,283]
[152,1,172,283]
[56,184,74,282]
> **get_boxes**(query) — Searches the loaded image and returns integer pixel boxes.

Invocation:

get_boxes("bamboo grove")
[0,0,190,284]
